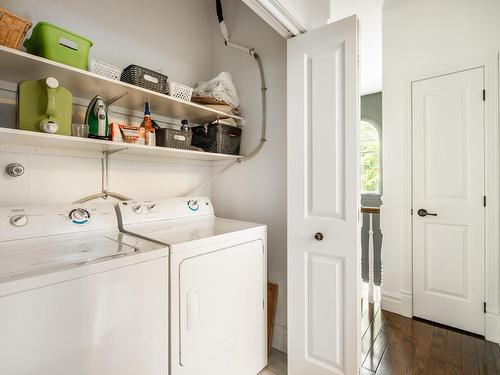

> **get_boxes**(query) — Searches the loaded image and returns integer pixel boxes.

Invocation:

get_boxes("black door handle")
[314,232,324,241]
[417,209,437,217]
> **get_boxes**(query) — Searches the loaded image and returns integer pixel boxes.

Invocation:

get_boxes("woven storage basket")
[156,128,192,150]
[120,65,168,94]
[167,82,193,102]
[191,96,227,105]
[88,59,122,80]
[0,8,31,49]
[191,122,241,155]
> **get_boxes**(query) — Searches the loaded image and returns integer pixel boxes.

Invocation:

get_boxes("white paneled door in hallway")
[412,67,485,335]
[287,15,360,375]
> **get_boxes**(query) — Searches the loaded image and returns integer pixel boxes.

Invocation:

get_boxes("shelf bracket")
[105,92,128,116]
[103,148,128,156]
[103,92,129,122]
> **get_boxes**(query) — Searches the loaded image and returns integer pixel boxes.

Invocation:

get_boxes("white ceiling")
[330,0,383,95]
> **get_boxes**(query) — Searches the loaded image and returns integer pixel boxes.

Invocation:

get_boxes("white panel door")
[287,16,360,375]
[412,67,485,335]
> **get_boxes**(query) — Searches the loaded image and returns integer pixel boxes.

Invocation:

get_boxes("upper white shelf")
[0,127,240,162]
[0,45,243,125]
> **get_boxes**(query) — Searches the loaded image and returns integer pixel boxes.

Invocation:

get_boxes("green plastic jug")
[18,77,72,135]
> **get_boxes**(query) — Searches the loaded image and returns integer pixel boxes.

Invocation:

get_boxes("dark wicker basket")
[156,127,192,149]
[191,122,241,155]
[120,65,168,94]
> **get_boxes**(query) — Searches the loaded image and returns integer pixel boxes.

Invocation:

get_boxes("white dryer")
[117,197,267,375]
[0,203,169,375]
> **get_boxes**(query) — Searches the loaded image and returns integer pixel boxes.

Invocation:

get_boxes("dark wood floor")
[360,303,500,374]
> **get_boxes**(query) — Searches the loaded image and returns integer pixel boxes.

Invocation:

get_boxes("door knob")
[417,209,437,217]
[314,232,324,241]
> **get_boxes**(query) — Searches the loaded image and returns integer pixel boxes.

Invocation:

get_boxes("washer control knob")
[10,215,28,227]
[147,203,159,213]
[187,200,199,211]
[69,208,90,224]
[132,205,144,214]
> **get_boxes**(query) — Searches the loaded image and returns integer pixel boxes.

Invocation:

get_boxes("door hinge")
[484,196,487,207]
[483,89,486,101]
[411,208,413,215]
[484,302,487,313]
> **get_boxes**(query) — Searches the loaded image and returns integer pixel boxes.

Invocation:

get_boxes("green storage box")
[23,22,93,70]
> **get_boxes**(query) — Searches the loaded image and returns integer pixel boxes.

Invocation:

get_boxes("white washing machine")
[0,203,169,375]
[117,197,267,375]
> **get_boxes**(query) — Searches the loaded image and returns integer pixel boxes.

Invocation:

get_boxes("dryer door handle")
[187,290,200,331]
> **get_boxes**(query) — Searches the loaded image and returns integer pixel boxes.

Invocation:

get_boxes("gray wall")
[2,0,214,87]
[362,91,382,129]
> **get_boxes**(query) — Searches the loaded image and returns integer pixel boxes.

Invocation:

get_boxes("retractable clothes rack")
[74,149,131,203]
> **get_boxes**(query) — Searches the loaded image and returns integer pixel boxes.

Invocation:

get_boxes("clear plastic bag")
[193,72,240,108]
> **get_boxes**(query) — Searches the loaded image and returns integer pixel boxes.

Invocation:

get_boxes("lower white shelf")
[0,127,240,161]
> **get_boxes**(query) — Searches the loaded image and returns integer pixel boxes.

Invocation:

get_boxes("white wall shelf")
[0,127,240,162]
[0,46,244,125]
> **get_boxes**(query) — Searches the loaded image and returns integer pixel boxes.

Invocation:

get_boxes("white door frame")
[397,54,500,342]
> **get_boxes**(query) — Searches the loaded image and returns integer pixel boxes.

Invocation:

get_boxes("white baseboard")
[272,323,288,354]
[486,312,500,344]
[380,289,412,318]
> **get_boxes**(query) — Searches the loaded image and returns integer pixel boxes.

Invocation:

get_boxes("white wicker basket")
[167,82,193,102]
[88,59,122,80]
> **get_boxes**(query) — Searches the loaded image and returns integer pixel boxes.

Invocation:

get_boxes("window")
[360,120,381,193]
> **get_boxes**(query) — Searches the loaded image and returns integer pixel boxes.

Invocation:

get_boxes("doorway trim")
[397,54,500,343]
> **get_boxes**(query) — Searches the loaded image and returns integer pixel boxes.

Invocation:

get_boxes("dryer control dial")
[69,208,90,224]
[10,214,28,227]
[132,205,144,214]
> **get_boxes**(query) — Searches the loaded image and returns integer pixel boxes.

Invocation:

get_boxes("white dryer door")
[179,240,264,366]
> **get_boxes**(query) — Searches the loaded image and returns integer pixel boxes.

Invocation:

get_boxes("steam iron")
[86,95,108,139]
[85,93,128,139]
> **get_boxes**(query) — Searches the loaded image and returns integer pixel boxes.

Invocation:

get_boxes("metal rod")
[104,151,109,198]
[101,157,106,196]
[104,148,128,156]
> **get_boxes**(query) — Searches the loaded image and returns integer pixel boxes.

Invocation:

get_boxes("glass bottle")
[141,102,156,146]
